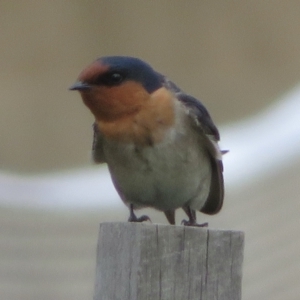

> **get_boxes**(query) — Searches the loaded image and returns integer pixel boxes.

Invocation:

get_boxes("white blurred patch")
[221,84,300,186]
[0,167,119,209]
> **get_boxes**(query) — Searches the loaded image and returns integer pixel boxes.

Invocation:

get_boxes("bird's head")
[69,56,163,122]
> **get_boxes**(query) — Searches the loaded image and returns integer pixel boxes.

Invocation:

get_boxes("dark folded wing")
[92,122,106,164]
[177,93,220,141]
[161,75,224,214]
[200,155,224,214]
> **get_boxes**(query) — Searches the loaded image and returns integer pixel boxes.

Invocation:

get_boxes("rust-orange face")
[69,56,163,122]
[70,56,175,145]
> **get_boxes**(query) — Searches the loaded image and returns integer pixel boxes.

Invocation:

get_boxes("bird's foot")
[181,219,208,227]
[181,206,208,227]
[128,214,151,223]
[128,204,151,223]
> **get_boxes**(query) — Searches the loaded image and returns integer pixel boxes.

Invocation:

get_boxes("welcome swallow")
[70,56,225,226]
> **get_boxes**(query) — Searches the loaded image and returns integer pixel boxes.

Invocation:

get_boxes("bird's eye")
[111,73,123,82]
[94,71,125,86]
[105,72,124,85]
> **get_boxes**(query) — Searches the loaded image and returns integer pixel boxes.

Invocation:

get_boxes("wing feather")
[92,122,106,164]
[161,75,225,214]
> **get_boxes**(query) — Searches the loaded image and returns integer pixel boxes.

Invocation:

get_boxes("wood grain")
[94,222,244,300]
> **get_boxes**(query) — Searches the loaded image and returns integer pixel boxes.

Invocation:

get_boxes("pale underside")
[99,100,215,211]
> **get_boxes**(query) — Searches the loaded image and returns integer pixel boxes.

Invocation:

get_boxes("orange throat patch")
[89,85,176,146]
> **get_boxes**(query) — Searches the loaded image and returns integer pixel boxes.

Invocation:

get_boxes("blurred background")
[1,1,300,299]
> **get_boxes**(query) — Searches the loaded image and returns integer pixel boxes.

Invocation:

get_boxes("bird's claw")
[128,214,151,223]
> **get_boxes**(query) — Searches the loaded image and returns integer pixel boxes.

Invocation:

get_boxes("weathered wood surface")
[94,222,244,300]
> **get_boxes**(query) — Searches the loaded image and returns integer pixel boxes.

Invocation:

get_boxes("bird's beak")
[69,81,91,91]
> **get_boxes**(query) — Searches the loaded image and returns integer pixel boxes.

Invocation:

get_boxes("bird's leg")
[128,204,151,223]
[164,210,176,225]
[181,205,208,227]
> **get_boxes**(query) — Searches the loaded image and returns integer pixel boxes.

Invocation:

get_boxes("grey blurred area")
[1,1,300,300]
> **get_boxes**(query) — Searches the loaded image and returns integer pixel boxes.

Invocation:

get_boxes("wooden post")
[94,222,244,300]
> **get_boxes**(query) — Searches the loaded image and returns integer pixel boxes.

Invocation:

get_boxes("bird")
[69,56,225,226]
